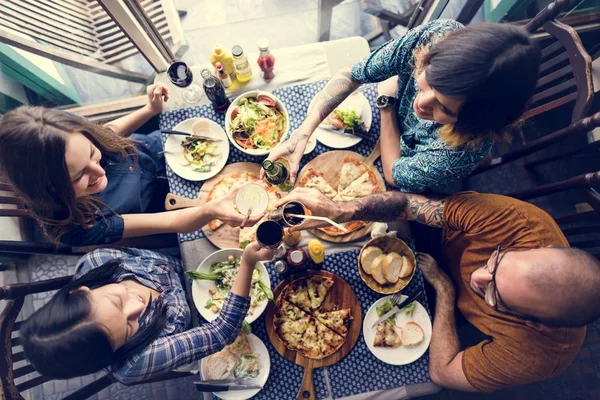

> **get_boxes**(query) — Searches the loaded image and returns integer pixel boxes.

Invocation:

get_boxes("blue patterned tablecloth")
[159,80,384,243]
[161,80,433,399]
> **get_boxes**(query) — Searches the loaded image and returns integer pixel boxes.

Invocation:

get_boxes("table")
[157,37,440,400]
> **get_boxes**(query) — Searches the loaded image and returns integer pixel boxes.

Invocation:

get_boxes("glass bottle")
[262,159,293,192]
[209,45,235,76]
[200,69,230,113]
[215,62,231,88]
[257,38,275,81]
[231,45,253,83]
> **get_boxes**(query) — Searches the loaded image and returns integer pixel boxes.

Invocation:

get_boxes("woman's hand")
[241,241,275,266]
[277,187,342,232]
[205,188,265,228]
[259,130,310,184]
[145,83,169,115]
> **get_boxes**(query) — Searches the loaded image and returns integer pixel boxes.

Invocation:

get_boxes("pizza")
[297,157,381,237]
[373,320,402,348]
[273,276,353,360]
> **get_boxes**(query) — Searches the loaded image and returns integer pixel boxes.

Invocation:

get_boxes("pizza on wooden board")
[273,276,353,360]
[298,157,380,236]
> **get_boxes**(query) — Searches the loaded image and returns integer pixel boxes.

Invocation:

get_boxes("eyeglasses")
[485,245,533,313]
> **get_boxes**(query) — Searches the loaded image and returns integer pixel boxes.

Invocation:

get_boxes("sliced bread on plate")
[399,255,413,278]
[382,252,404,283]
[361,246,383,276]
[370,254,388,285]
[205,350,239,380]
[403,321,424,347]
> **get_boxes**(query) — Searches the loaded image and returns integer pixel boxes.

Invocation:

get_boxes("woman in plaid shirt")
[19,243,273,384]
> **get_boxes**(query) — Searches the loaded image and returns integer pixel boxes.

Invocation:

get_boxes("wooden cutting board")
[295,139,384,243]
[164,162,262,249]
[264,270,362,400]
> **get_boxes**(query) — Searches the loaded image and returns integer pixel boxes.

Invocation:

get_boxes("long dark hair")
[20,260,167,379]
[416,22,541,147]
[0,106,137,242]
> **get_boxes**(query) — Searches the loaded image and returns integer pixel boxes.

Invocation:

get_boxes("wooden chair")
[472,0,595,174]
[0,277,192,400]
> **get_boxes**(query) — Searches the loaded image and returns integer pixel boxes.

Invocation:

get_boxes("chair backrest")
[522,0,593,123]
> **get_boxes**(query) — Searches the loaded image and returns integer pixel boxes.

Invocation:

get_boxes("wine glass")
[256,220,286,259]
[167,61,203,104]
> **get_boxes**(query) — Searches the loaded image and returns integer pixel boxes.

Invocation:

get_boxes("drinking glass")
[167,61,203,103]
[256,220,286,258]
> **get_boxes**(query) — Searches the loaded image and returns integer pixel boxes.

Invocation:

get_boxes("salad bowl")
[225,90,289,156]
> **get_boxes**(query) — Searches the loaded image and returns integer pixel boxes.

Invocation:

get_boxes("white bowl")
[191,248,271,324]
[225,90,289,156]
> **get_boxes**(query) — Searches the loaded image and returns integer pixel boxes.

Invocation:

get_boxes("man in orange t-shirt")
[283,188,600,392]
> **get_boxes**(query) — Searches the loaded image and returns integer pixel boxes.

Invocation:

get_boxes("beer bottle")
[262,159,293,192]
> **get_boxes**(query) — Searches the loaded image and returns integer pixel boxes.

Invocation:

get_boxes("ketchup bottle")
[257,38,275,81]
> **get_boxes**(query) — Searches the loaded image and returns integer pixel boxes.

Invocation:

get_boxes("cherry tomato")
[231,107,239,119]
[258,95,276,107]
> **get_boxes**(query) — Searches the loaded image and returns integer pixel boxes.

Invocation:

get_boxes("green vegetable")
[257,279,274,302]
[185,270,221,281]
[336,109,363,131]
[376,299,396,324]
[404,301,416,317]
[241,319,252,334]
[240,240,251,249]
[205,298,214,309]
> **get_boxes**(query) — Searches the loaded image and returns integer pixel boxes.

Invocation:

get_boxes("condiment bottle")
[308,239,325,264]
[232,45,253,83]
[262,159,293,192]
[274,260,288,274]
[209,45,234,76]
[287,248,307,269]
[215,62,231,88]
[257,38,276,81]
[200,69,230,113]
[283,228,301,247]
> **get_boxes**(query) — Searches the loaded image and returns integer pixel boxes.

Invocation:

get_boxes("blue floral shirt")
[75,248,250,384]
[351,19,493,193]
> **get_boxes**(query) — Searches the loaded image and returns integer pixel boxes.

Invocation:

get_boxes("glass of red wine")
[167,60,203,103]
[256,220,286,259]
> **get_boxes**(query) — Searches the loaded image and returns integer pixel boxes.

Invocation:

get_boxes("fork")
[390,291,403,305]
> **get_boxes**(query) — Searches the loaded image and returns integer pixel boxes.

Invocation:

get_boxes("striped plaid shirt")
[75,248,250,384]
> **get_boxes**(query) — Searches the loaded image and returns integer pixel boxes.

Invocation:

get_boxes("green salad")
[229,95,286,151]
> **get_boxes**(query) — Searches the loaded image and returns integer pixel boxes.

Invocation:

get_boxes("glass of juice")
[256,220,285,258]
[235,183,269,217]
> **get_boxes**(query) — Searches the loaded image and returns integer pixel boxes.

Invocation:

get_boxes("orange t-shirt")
[442,192,585,392]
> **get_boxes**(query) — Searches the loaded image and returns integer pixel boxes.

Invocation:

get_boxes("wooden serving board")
[164,162,262,249]
[295,139,384,243]
[265,270,362,400]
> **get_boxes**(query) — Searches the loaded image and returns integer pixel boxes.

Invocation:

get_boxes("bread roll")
[370,254,388,285]
[360,246,382,276]
[204,350,238,380]
[402,321,424,347]
[382,252,404,283]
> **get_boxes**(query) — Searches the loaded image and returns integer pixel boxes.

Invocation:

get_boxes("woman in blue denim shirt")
[264,20,541,193]
[0,84,262,246]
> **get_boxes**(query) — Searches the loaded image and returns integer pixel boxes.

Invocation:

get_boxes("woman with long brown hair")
[0,85,261,246]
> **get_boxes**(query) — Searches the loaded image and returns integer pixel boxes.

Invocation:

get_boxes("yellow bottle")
[209,45,234,76]
[308,239,325,264]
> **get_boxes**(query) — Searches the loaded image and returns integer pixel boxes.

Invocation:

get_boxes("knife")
[194,382,263,392]
[319,124,371,140]
[161,129,223,142]
[371,290,424,329]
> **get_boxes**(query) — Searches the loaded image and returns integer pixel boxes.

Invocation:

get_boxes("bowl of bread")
[358,236,416,294]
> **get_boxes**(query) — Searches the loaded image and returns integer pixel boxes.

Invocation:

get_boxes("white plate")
[200,334,271,400]
[303,134,317,155]
[191,248,271,324]
[309,92,372,149]
[363,295,432,365]
[224,90,289,156]
[164,118,229,182]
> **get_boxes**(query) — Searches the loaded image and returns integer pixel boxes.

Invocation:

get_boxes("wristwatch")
[376,94,397,109]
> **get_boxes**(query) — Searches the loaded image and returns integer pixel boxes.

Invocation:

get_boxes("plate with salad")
[309,92,372,149]
[225,90,289,156]
[164,118,229,181]
[187,248,272,324]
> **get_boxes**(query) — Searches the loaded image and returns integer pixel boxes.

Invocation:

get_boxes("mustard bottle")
[209,45,234,76]
[308,239,325,264]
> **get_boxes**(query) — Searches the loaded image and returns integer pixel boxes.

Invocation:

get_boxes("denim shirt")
[351,19,493,193]
[61,130,167,246]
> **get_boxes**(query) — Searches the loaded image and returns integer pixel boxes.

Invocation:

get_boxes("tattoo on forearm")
[285,133,309,154]
[349,192,447,228]
[315,70,355,121]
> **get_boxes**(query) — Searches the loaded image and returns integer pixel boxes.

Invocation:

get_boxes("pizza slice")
[306,276,334,310]
[298,169,338,200]
[313,308,353,336]
[238,218,260,248]
[333,170,379,201]
[315,318,345,358]
[275,314,311,351]
[338,157,369,193]
[319,221,367,237]
[373,320,402,348]
[283,279,312,312]
[296,316,322,359]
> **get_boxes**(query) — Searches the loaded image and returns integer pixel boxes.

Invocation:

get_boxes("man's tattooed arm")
[339,192,448,229]
[313,68,360,121]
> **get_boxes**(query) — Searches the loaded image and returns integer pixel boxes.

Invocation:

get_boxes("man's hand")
[417,253,453,292]
[259,129,310,184]
[145,83,169,115]
[205,188,264,228]
[241,241,275,266]
[276,187,343,232]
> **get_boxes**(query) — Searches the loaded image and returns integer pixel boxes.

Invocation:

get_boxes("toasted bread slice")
[399,255,413,278]
[382,252,403,284]
[370,254,388,285]
[205,350,238,380]
[403,321,424,347]
[360,246,383,276]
